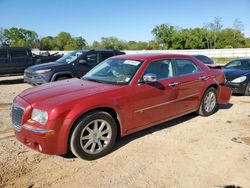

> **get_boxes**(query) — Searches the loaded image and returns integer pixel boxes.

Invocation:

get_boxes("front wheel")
[70,111,117,160]
[244,83,250,96]
[198,87,217,116]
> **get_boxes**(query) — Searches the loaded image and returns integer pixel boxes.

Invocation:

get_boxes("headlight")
[231,76,247,83]
[31,109,48,125]
[35,69,51,74]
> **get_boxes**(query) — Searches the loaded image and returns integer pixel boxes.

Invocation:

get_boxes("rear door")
[0,49,10,74]
[171,58,207,113]
[10,49,33,73]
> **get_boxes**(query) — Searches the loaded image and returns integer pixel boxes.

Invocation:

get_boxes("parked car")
[222,58,250,95]
[0,47,62,76]
[24,49,125,85]
[12,54,231,160]
[192,55,214,65]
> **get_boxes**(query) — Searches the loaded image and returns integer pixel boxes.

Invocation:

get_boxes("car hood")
[222,68,250,81]
[25,62,67,72]
[19,78,124,107]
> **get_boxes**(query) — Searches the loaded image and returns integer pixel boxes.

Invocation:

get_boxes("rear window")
[175,59,200,76]
[0,50,8,58]
[11,50,27,58]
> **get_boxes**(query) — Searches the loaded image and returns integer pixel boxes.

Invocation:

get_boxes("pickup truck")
[0,48,62,76]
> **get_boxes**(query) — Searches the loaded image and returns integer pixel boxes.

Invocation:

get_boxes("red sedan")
[12,54,232,160]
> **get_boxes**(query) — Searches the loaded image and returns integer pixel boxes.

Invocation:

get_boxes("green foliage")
[245,38,250,48]
[0,27,39,48]
[0,17,249,50]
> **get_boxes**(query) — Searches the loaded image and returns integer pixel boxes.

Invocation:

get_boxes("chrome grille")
[12,103,24,131]
[24,71,33,78]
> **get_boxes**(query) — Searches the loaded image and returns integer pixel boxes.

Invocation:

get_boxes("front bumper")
[24,72,50,85]
[12,96,70,155]
[225,81,248,94]
[14,124,57,154]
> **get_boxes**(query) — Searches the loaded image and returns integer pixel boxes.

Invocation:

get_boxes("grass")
[213,57,250,65]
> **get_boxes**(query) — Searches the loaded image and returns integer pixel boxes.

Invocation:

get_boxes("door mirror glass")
[143,73,157,83]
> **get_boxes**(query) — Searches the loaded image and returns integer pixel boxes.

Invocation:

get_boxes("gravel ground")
[0,76,249,188]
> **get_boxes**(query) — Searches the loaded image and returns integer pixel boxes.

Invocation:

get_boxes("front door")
[130,59,181,130]
[0,49,10,74]
[76,52,98,77]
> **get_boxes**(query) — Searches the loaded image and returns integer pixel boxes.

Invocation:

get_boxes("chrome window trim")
[134,93,199,113]
[137,58,205,84]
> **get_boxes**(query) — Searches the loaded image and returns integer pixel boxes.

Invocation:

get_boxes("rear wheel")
[198,87,217,116]
[244,83,250,96]
[70,111,117,160]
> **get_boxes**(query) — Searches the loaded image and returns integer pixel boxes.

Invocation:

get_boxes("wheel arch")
[197,83,219,110]
[51,72,74,81]
[66,106,122,153]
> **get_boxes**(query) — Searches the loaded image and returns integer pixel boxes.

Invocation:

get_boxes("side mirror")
[79,59,86,64]
[142,73,157,83]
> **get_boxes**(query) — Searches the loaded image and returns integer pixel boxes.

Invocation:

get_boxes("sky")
[1,0,250,43]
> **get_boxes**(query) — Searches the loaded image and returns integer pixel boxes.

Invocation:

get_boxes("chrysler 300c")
[12,54,232,160]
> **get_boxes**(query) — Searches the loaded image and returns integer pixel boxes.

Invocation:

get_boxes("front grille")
[12,103,24,131]
[25,72,33,78]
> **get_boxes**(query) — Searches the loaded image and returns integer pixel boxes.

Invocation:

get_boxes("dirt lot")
[0,76,250,188]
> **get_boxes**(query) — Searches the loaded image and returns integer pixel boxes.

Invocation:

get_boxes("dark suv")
[24,49,125,85]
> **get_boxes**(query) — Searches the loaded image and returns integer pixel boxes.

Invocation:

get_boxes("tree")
[233,18,244,31]
[75,36,87,49]
[0,27,39,48]
[216,28,246,48]
[99,37,126,50]
[204,17,223,48]
[246,38,250,48]
[40,36,55,50]
[151,24,176,49]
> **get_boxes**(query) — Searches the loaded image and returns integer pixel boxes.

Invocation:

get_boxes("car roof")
[111,53,194,61]
[75,49,122,53]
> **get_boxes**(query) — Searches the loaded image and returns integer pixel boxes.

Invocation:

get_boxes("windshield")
[56,51,84,64]
[224,60,250,70]
[83,59,143,84]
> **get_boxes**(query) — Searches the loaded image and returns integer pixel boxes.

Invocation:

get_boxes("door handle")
[169,82,179,87]
[199,76,207,81]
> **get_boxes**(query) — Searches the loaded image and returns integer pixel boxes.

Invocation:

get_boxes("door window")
[143,59,174,80]
[11,50,27,58]
[0,50,8,59]
[100,52,114,62]
[85,53,97,64]
[175,59,200,76]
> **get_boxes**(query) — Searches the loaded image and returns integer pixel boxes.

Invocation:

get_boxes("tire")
[70,111,117,160]
[55,76,70,81]
[244,83,250,96]
[198,87,217,116]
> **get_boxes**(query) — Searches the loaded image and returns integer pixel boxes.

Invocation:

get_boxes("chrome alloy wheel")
[80,119,112,154]
[204,91,216,113]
